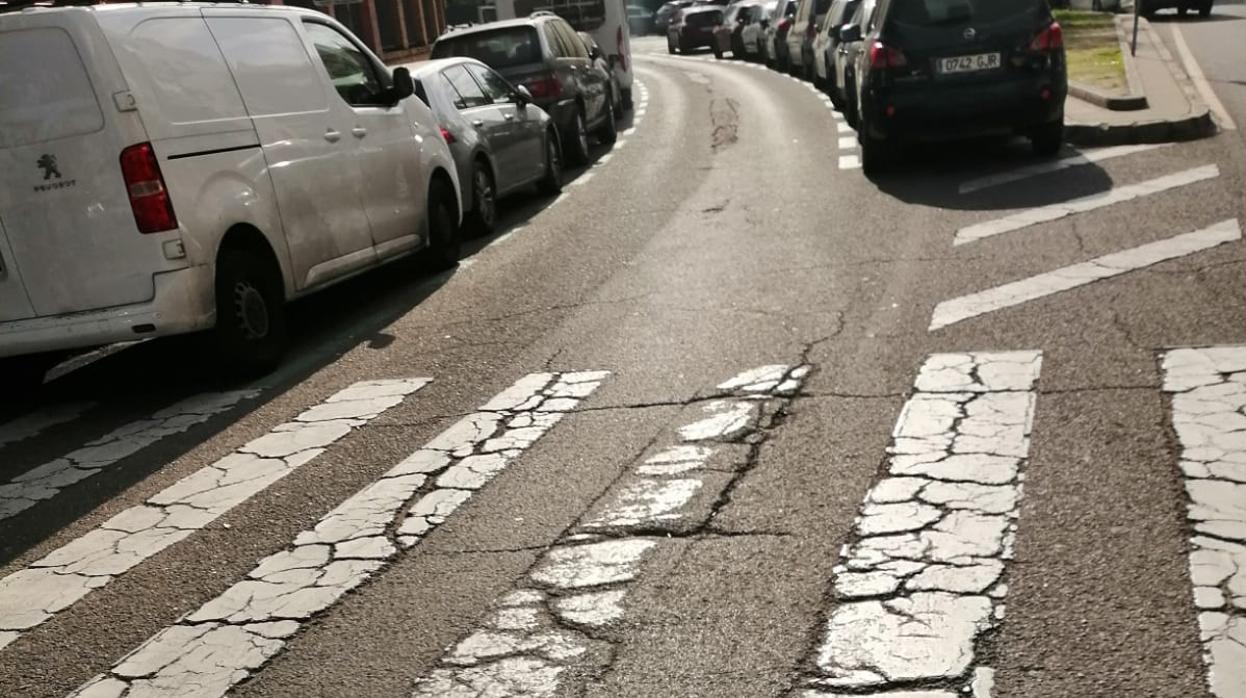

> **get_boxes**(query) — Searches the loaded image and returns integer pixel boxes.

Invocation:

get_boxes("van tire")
[424,179,461,271]
[564,108,591,166]
[596,95,618,144]
[213,249,287,376]
[465,160,497,237]
[539,130,564,195]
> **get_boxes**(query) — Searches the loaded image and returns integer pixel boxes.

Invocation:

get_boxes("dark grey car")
[409,58,562,236]
[432,16,617,166]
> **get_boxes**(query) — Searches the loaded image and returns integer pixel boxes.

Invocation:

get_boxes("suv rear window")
[0,27,103,149]
[888,0,1039,26]
[433,27,543,69]
[686,9,721,25]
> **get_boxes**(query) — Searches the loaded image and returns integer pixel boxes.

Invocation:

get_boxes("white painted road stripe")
[73,371,608,698]
[0,391,258,522]
[931,219,1241,331]
[837,122,854,134]
[808,351,1041,695]
[838,136,857,150]
[0,402,95,450]
[1169,24,1236,131]
[955,165,1220,246]
[411,365,808,698]
[957,144,1169,195]
[839,155,861,170]
[1161,347,1246,698]
[0,378,428,651]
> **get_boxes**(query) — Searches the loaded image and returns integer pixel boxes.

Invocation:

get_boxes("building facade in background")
[276,0,446,62]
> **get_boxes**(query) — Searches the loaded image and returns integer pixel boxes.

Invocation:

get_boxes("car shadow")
[1147,11,1244,23]
[867,136,1118,212]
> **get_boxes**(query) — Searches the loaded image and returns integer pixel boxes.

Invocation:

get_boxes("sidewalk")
[1064,14,1215,145]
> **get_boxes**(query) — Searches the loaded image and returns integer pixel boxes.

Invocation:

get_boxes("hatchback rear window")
[433,27,543,69]
[888,0,1040,26]
[0,27,103,149]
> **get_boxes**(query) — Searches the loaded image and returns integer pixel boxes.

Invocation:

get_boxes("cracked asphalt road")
[3,28,1246,698]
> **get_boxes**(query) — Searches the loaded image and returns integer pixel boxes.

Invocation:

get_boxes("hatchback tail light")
[868,41,907,69]
[525,72,563,99]
[120,142,177,234]
[1029,21,1063,51]
[440,126,456,144]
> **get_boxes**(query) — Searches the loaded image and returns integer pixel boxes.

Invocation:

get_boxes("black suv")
[433,15,617,166]
[843,0,1067,174]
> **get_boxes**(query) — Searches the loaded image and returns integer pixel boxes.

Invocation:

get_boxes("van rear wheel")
[213,249,287,376]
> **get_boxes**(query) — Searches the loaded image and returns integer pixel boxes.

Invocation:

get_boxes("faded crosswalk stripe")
[957,144,1168,195]
[803,351,1041,696]
[0,378,428,652]
[954,165,1219,246]
[1161,347,1246,698]
[73,371,608,698]
[410,365,809,698]
[930,218,1241,331]
[0,392,257,521]
[0,402,96,450]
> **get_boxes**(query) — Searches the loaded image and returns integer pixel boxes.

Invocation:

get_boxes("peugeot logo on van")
[963,27,976,40]
[37,154,62,181]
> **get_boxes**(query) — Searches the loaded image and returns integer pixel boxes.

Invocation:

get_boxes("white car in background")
[741,0,779,59]
[0,2,460,388]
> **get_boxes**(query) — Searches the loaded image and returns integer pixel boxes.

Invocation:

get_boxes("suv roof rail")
[1,0,250,12]
[529,10,558,17]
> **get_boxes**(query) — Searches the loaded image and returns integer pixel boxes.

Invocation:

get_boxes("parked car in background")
[764,0,799,69]
[655,0,697,33]
[713,1,758,59]
[1138,0,1212,17]
[432,16,617,166]
[741,0,778,60]
[845,0,1068,174]
[579,31,625,118]
[812,0,859,91]
[0,3,461,387]
[628,3,655,34]
[785,0,831,79]
[409,58,561,236]
[668,5,722,53]
[831,0,874,125]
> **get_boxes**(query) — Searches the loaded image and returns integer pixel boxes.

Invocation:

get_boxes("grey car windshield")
[433,27,543,69]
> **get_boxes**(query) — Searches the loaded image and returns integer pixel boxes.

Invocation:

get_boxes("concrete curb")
[1066,107,1214,146]
[1068,81,1148,111]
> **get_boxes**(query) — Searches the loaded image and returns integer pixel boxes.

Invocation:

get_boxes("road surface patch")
[954,164,1220,246]
[1161,347,1246,697]
[72,371,607,698]
[804,351,1041,694]
[0,379,426,651]
[0,391,258,522]
[931,218,1241,331]
[408,364,810,698]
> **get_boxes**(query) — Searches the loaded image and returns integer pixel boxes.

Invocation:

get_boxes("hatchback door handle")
[504,113,515,121]
[351,127,368,138]
[324,129,342,143]
[471,119,485,127]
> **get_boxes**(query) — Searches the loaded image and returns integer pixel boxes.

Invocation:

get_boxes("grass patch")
[1054,10,1128,94]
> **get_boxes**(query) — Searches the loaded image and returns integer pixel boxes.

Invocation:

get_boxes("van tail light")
[616,26,628,72]
[440,126,456,144]
[120,142,177,235]
[868,41,908,69]
[1029,21,1063,51]
[525,72,563,99]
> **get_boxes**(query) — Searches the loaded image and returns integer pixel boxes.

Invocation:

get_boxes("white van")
[0,2,461,386]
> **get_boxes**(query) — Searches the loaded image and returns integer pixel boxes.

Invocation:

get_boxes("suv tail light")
[868,41,908,69]
[525,72,563,99]
[1029,21,1063,51]
[120,142,177,235]
[806,21,817,39]
[778,17,791,30]
[616,27,628,72]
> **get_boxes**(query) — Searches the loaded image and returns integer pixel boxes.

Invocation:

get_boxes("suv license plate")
[937,52,1001,74]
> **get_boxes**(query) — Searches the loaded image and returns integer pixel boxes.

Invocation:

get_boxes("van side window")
[303,22,387,107]
[208,18,327,117]
[441,65,491,109]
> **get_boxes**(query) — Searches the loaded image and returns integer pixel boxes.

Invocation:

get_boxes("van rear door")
[0,219,35,322]
[0,19,161,318]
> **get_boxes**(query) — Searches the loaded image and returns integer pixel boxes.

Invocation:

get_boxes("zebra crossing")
[0,351,1240,696]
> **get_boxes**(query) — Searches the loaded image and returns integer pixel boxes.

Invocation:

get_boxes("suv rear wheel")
[565,107,591,165]
[1031,118,1064,158]
[213,248,287,375]
[1200,0,1212,16]
[596,95,618,144]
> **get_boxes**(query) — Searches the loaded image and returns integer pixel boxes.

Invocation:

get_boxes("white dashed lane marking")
[73,372,608,698]
[838,136,857,150]
[1161,347,1246,697]
[0,402,95,451]
[0,391,258,523]
[957,144,1169,195]
[837,122,854,135]
[0,378,429,650]
[954,165,1220,246]
[409,365,809,698]
[838,155,861,170]
[805,351,1041,695]
[931,218,1242,331]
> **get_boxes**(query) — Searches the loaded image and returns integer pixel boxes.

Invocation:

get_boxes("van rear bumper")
[0,265,215,359]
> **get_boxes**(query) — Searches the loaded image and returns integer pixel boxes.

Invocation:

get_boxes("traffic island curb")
[1066,107,1215,146]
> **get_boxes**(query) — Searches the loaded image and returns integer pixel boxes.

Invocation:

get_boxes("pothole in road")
[711,98,740,151]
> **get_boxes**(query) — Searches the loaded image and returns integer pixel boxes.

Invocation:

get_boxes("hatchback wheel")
[668,38,676,54]
[538,131,563,195]
[213,249,287,375]
[423,180,461,271]
[466,162,496,237]
[565,108,591,166]
[1030,118,1064,158]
